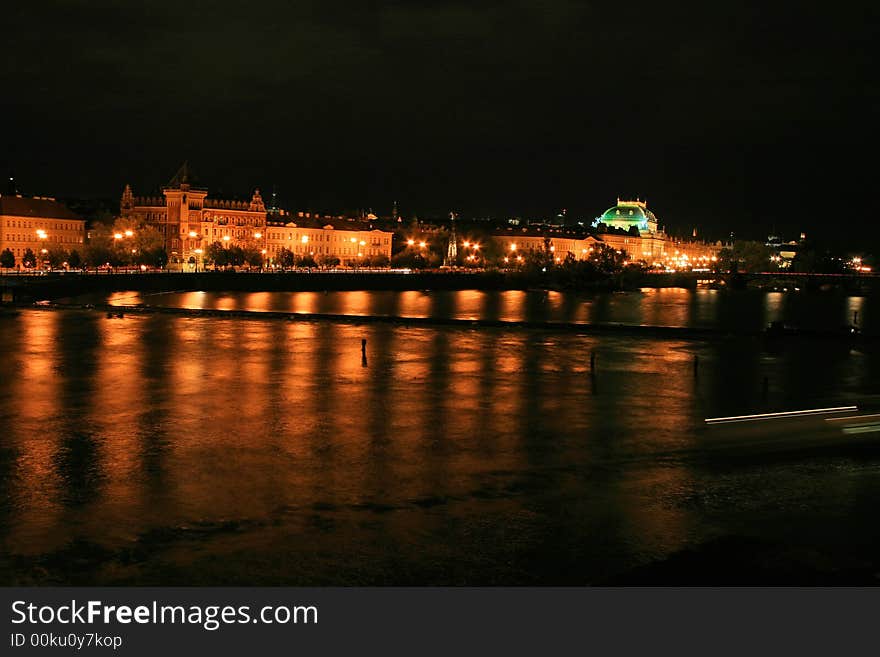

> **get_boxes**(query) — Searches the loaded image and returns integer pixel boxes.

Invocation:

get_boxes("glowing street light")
[114,233,123,240]
[254,232,262,239]
[407,239,415,246]
[188,231,198,238]
[124,229,134,237]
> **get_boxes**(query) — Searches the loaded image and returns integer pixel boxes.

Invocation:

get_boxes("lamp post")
[35,230,48,270]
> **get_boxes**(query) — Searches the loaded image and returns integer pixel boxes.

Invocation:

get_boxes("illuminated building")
[493,230,603,262]
[595,198,660,234]
[490,199,723,268]
[0,194,85,265]
[121,163,267,268]
[265,213,392,265]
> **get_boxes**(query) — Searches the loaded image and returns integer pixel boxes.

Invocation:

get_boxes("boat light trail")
[704,406,857,425]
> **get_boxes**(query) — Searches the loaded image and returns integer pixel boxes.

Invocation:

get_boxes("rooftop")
[0,195,83,221]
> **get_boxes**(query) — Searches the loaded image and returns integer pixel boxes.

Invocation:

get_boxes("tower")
[163,162,207,258]
[121,184,134,217]
[445,212,458,266]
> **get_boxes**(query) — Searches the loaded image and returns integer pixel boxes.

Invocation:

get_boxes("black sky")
[3,1,878,244]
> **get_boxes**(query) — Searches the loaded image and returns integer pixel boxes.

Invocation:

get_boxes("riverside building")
[265,212,393,265]
[492,199,723,268]
[120,164,268,268]
[0,194,85,265]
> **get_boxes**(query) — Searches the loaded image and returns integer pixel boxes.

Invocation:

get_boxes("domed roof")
[596,199,659,231]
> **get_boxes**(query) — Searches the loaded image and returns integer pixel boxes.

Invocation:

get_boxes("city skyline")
[3,2,877,249]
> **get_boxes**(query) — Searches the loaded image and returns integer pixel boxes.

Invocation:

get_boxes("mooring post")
[694,355,699,377]
[590,351,595,372]
[361,338,367,355]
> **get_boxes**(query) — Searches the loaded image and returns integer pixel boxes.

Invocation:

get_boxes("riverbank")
[3,270,877,305]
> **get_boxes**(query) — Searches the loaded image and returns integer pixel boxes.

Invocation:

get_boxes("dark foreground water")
[3,289,880,584]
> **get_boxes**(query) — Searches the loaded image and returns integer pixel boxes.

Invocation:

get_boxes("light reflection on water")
[1,300,879,584]
[97,288,877,334]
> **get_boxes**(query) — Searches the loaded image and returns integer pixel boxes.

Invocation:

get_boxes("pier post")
[694,355,699,377]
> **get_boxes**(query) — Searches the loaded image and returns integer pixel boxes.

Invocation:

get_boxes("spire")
[121,184,134,213]
[269,185,279,213]
[249,188,265,212]
[445,211,458,266]
[392,200,399,222]
[166,161,195,189]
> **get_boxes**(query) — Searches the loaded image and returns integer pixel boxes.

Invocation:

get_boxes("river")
[2,288,880,584]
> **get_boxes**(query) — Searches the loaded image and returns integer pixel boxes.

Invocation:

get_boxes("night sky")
[3,1,877,245]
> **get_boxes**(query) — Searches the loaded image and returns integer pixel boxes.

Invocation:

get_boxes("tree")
[718,241,773,273]
[227,245,245,267]
[22,249,37,268]
[47,248,68,268]
[589,243,627,274]
[67,250,82,269]
[368,254,389,268]
[84,223,120,267]
[0,249,14,269]
[297,254,316,269]
[245,248,264,268]
[317,254,340,269]
[391,250,429,269]
[277,247,294,268]
[206,241,229,267]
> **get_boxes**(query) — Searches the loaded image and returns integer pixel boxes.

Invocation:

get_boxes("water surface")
[2,291,880,584]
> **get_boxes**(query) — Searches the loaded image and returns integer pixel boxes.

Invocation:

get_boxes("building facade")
[266,213,393,265]
[491,229,602,263]
[121,168,268,267]
[0,195,85,266]
[490,199,723,268]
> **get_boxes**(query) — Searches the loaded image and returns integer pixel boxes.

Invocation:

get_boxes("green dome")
[595,200,658,233]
